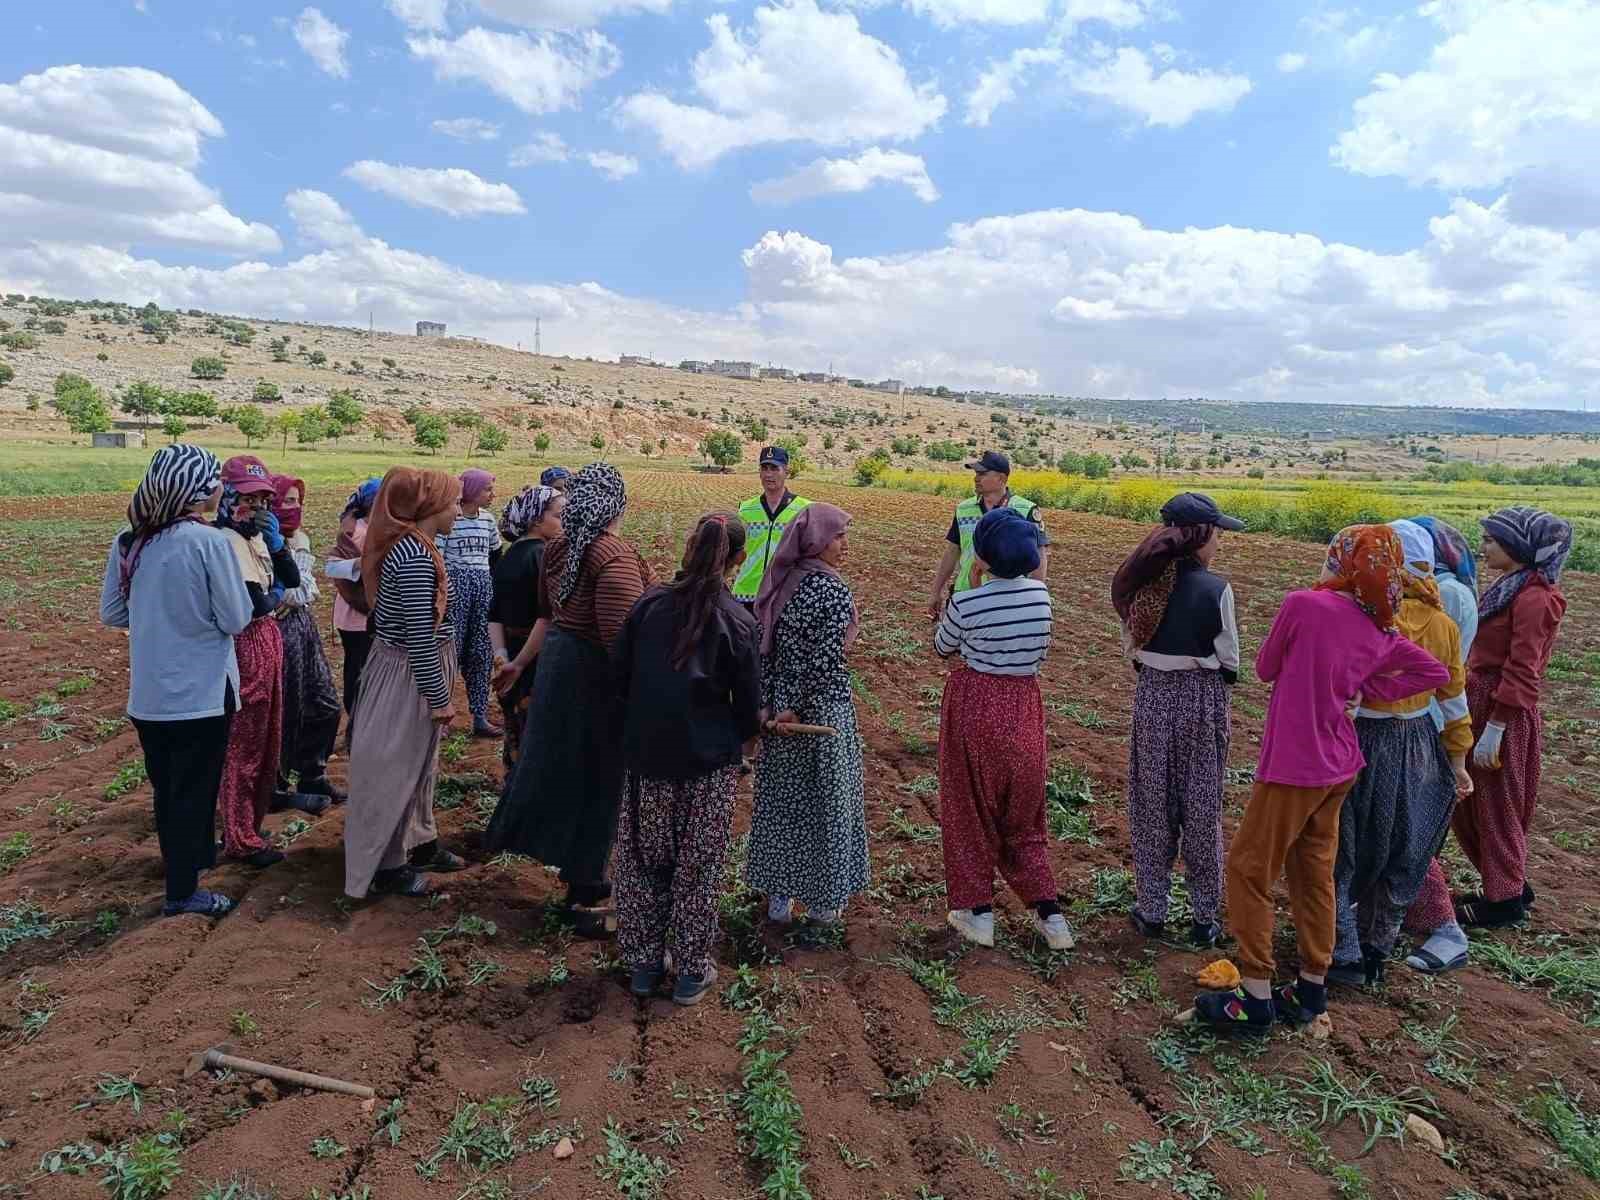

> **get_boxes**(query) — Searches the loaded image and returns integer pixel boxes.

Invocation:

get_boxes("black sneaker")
[299,776,347,804]
[1192,986,1274,1036]
[630,964,664,999]
[1129,911,1166,939]
[1189,919,1223,948]
[672,963,718,1007]
[1273,977,1327,1026]
[242,848,286,868]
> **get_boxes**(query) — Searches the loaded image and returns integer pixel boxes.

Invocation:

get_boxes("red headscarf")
[270,474,306,536]
[361,467,462,624]
[1314,524,1404,631]
[753,502,858,658]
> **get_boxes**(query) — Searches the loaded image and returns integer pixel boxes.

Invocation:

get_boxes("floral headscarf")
[341,477,382,526]
[1479,506,1573,621]
[499,485,557,542]
[555,462,626,604]
[1314,523,1405,631]
[1111,523,1213,649]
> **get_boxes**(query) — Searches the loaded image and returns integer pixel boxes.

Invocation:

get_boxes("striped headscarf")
[1409,515,1477,593]
[555,462,626,604]
[118,443,221,597]
[499,485,557,542]
[1314,523,1405,631]
[1479,506,1572,620]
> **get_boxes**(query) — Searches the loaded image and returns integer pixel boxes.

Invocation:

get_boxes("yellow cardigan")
[1361,594,1472,757]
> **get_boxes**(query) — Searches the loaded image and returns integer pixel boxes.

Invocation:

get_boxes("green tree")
[233,403,269,447]
[854,449,892,486]
[533,431,551,453]
[272,410,301,453]
[698,429,742,470]
[162,413,187,443]
[307,350,327,366]
[164,391,217,421]
[741,415,769,441]
[326,389,364,438]
[297,405,329,447]
[67,390,113,435]
[772,435,809,480]
[119,379,165,430]
[413,413,449,455]
[253,379,281,403]
[476,422,509,455]
[191,355,226,380]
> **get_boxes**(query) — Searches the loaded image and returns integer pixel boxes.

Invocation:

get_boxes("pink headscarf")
[753,502,858,657]
[460,468,495,508]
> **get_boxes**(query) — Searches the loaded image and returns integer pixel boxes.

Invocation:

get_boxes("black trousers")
[132,713,231,902]
[338,629,373,721]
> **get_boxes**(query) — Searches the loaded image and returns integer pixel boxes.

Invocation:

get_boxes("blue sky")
[3,0,1599,406]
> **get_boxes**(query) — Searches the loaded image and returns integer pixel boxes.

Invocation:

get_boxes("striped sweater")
[934,577,1052,676]
[372,535,454,710]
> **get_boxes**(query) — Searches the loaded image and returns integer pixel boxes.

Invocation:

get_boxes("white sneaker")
[947,909,995,947]
[767,896,794,925]
[1032,912,1075,951]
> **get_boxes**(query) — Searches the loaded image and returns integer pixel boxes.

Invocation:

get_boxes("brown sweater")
[538,532,654,650]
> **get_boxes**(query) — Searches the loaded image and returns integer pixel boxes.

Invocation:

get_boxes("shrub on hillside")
[1,331,38,351]
[854,449,892,487]
[254,380,281,402]
[191,356,226,380]
[0,362,13,387]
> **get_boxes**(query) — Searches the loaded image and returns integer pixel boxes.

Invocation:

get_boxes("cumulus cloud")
[965,47,1063,127]
[508,131,570,165]
[386,0,450,30]
[474,0,672,32]
[904,0,1051,30]
[1067,47,1251,127]
[1276,51,1308,73]
[750,148,938,204]
[408,26,619,115]
[619,0,946,168]
[0,65,279,256]
[432,116,502,141]
[293,7,351,79]
[343,161,527,216]
[585,150,638,180]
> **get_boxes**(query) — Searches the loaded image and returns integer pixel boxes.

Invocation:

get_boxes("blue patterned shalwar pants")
[446,565,493,721]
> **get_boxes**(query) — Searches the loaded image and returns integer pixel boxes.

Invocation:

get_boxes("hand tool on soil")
[764,721,837,736]
[185,1042,375,1099]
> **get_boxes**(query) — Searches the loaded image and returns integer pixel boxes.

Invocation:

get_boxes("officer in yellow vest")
[926,450,1048,620]
[733,445,811,607]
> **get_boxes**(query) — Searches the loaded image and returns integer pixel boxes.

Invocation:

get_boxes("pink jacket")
[333,519,369,634]
[1254,589,1450,788]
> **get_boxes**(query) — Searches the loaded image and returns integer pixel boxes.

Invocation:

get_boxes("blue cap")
[973,507,1040,579]
[1160,492,1244,532]
[759,446,790,467]
[964,450,1010,474]
[539,466,572,486]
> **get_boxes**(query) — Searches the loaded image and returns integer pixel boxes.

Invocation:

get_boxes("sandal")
[373,867,435,897]
[1405,946,1468,974]
[1457,896,1525,929]
[163,890,236,918]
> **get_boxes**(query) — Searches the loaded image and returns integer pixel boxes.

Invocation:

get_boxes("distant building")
[760,367,796,381]
[620,354,655,367]
[92,431,144,449]
[875,378,905,396]
[711,359,759,380]
[416,321,447,337]
[847,378,866,388]
[678,360,709,373]
[798,372,828,383]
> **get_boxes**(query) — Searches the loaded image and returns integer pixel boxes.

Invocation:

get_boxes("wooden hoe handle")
[200,1049,375,1099]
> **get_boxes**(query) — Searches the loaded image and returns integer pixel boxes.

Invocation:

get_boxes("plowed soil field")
[2,470,1598,1200]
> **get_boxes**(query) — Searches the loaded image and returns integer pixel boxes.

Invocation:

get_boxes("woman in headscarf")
[326,477,380,737]
[343,467,468,899]
[1402,516,1482,972]
[613,514,762,1005]
[214,455,303,868]
[936,507,1071,952]
[98,445,252,917]
[1328,520,1473,987]
[747,502,869,940]
[1448,507,1570,930]
[488,484,565,776]
[1113,493,1245,950]
[269,475,343,810]
[436,468,501,738]
[485,463,653,936]
[1191,526,1449,1035]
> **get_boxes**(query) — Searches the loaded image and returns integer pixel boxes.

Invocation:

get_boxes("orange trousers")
[1225,777,1355,979]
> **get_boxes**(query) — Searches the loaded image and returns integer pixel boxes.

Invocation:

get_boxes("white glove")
[1472,721,1506,770]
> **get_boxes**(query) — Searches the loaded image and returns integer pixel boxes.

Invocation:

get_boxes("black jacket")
[613,585,762,779]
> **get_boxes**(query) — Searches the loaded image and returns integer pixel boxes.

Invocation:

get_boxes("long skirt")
[748,696,869,912]
[497,630,534,780]
[615,768,737,975]
[218,617,283,858]
[343,639,457,897]
[447,565,494,721]
[1126,666,1230,924]
[1333,716,1456,961]
[485,628,621,905]
[278,607,341,783]
[937,666,1055,910]
[1453,669,1543,903]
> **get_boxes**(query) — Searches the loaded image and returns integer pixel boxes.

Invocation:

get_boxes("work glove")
[1471,721,1505,770]
[258,510,285,553]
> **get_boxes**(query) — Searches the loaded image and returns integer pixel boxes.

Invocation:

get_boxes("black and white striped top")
[372,535,454,710]
[934,577,1052,676]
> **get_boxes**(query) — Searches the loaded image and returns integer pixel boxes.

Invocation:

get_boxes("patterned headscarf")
[118,443,221,597]
[341,477,382,525]
[753,501,859,658]
[1389,519,1442,609]
[461,468,495,508]
[361,467,462,623]
[215,485,260,538]
[270,474,306,537]
[1479,506,1573,621]
[555,462,627,604]
[1111,523,1214,649]
[1410,515,1477,593]
[1314,523,1405,631]
[499,485,557,542]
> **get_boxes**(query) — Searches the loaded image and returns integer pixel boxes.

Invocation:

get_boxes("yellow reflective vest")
[954,492,1039,592]
[734,493,811,600]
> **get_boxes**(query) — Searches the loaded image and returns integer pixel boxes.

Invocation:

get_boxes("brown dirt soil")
[2,471,1598,1199]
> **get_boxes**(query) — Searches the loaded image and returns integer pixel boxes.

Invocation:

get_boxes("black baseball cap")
[1161,492,1245,532]
[964,450,1010,474]
[759,446,790,467]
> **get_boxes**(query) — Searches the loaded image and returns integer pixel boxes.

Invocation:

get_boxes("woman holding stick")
[747,502,869,940]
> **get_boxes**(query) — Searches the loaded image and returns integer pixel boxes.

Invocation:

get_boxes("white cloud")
[585,150,638,179]
[386,0,451,31]
[904,0,1050,30]
[619,0,946,169]
[965,46,1063,126]
[1301,7,1392,61]
[408,26,619,114]
[508,131,570,164]
[432,116,502,140]
[1276,51,1308,73]
[0,65,279,256]
[1333,0,1600,214]
[1068,47,1251,127]
[474,0,672,32]
[343,161,527,216]
[293,7,351,79]
[750,147,938,204]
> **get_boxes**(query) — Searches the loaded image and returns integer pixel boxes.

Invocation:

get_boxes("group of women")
[102,444,1573,1023]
